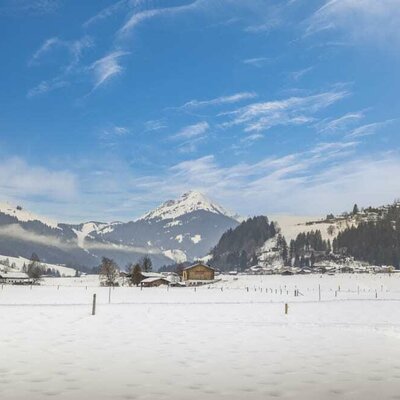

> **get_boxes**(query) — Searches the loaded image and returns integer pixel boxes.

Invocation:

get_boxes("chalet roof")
[141,272,163,278]
[0,272,30,279]
[141,277,169,284]
[183,263,215,271]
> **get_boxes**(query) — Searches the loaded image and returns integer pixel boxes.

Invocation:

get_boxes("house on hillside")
[0,271,32,285]
[182,263,215,283]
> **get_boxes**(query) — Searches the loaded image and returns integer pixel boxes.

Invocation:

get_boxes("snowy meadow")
[1,274,400,400]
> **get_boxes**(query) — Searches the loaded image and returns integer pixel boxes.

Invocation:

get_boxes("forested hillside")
[334,203,400,268]
[289,230,331,267]
[210,216,277,271]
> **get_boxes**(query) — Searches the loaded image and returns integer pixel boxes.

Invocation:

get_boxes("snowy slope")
[163,249,187,263]
[72,222,110,248]
[0,254,76,277]
[0,202,59,229]
[271,214,347,242]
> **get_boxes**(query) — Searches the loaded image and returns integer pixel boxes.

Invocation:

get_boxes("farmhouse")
[140,277,170,287]
[182,263,215,282]
[0,271,32,285]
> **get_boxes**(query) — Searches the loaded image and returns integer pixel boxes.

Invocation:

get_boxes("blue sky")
[0,0,400,222]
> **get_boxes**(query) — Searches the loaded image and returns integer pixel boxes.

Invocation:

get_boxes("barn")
[182,263,215,282]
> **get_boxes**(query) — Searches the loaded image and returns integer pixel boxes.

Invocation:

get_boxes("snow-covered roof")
[141,272,163,278]
[141,277,169,284]
[0,272,30,279]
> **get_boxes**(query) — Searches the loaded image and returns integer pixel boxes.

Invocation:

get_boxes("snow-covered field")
[2,274,400,400]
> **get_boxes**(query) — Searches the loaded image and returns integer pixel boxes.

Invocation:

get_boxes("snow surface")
[164,220,182,228]
[190,234,202,244]
[163,249,187,263]
[271,214,345,242]
[175,234,183,243]
[0,254,76,277]
[138,191,238,221]
[1,274,400,399]
[73,222,124,247]
[0,202,59,229]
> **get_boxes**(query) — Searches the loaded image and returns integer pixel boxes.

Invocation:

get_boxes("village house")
[140,276,170,287]
[0,271,32,285]
[182,263,215,283]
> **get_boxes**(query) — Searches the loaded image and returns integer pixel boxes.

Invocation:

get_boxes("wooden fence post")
[92,294,96,316]
[285,303,289,315]
[318,284,321,301]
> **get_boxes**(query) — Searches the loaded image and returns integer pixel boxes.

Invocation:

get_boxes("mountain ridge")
[0,192,240,269]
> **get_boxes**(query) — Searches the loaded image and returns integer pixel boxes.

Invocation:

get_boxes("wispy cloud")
[172,122,209,140]
[83,0,129,28]
[29,35,93,67]
[29,37,61,66]
[316,112,364,134]
[220,90,349,132]
[244,19,281,34]
[178,92,257,110]
[347,120,395,138]
[90,51,130,89]
[243,1,295,34]
[240,133,264,145]
[27,78,69,98]
[144,120,167,132]
[28,35,93,97]
[306,0,400,45]
[0,157,77,201]
[310,141,358,155]
[117,0,289,39]
[17,141,399,221]
[242,57,270,68]
[131,143,400,216]
[103,126,130,137]
[289,66,313,81]
[0,0,61,15]
[118,1,203,38]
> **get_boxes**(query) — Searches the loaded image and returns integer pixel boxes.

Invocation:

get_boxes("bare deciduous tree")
[99,257,119,286]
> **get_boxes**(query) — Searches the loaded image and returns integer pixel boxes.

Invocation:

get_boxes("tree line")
[99,255,153,287]
[288,230,331,268]
[210,216,277,271]
[334,203,400,268]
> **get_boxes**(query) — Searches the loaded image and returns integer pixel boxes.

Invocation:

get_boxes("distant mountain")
[92,191,240,262]
[0,192,240,270]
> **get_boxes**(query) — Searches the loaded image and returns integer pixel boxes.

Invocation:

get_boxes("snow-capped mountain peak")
[138,191,238,221]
